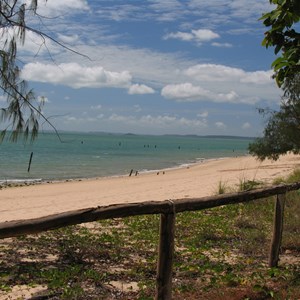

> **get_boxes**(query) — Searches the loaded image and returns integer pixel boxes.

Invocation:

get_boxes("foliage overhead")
[0,0,83,142]
[260,0,300,87]
[0,0,45,142]
[249,1,300,160]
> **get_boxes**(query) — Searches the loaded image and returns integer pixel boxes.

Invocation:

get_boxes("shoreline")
[0,154,299,223]
[0,155,232,188]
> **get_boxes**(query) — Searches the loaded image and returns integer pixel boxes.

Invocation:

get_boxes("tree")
[249,0,300,160]
[0,0,44,142]
[260,0,300,87]
[0,1,84,142]
[248,74,300,160]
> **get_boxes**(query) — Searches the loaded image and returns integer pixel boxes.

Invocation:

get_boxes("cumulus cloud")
[198,111,208,118]
[192,29,220,42]
[185,64,241,82]
[161,83,239,103]
[21,62,132,89]
[157,63,278,104]
[240,71,273,84]
[164,29,219,44]
[184,64,273,84]
[215,122,227,130]
[128,84,155,95]
[242,122,251,129]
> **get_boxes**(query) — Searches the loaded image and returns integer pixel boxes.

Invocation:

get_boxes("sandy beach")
[0,154,299,223]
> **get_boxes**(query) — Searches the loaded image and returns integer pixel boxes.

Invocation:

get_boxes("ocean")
[0,132,253,182]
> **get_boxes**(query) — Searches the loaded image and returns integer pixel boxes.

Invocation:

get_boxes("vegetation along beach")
[1,0,300,299]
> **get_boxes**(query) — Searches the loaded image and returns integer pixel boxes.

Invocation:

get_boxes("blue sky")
[3,0,283,136]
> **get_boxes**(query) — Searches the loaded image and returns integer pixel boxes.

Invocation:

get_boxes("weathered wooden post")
[269,193,286,267]
[156,207,176,300]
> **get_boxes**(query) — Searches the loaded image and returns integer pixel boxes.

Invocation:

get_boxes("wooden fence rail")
[1,182,300,299]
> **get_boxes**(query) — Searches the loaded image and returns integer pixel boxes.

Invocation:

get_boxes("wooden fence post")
[156,211,176,300]
[269,193,286,268]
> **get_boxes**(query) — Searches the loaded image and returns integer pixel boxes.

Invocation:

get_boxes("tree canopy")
[248,74,300,160]
[0,0,83,142]
[260,0,300,87]
[249,0,300,160]
[0,0,44,142]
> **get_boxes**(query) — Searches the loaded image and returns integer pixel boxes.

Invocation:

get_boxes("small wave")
[0,178,42,185]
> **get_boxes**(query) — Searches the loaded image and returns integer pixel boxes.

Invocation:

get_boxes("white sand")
[0,154,299,222]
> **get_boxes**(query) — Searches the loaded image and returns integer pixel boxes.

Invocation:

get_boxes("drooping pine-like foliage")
[0,0,43,142]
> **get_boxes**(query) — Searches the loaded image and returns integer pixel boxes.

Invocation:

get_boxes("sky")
[2,0,284,136]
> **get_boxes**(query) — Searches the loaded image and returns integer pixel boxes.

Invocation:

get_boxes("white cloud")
[21,62,132,89]
[94,1,270,28]
[2,28,60,57]
[161,83,239,103]
[32,0,90,16]
[240,71,273,84]
[215,121,227,130]
[0,95,6,102]
[91,105,102,110]
[161,83,205,100]
[66,116,77,121]
[211,42,233,48]
[185,64,245,82]
[20,40,278,107]
[128,84,155,95]
[164,29,219,44]
[164,31,194,41]
[185,64,274,86]
[242,122,251,129]
[96,4,148,22]
[188,0,271,27]
[192,29,220,42]
[161,64,278,104]
[57,33,80,44]
[197,111,208,118]
[107,113,207,130]
[109,114,135,123]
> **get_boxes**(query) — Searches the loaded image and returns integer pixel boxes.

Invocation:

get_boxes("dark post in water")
[27,152,33,173]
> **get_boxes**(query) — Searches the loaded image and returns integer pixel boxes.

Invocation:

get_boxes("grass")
[215,180,228,195]
[0,171,300,299]
[237,178,262,192]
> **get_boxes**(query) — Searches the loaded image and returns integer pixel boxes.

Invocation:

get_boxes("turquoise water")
[0,132,252,182]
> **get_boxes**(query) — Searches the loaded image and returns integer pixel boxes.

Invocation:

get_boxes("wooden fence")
[0,182,300,299]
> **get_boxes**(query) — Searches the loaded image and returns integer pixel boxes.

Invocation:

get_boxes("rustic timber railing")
[0,182,300,299]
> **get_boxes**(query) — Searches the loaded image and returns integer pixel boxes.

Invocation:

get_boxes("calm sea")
[0,132,253,182]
